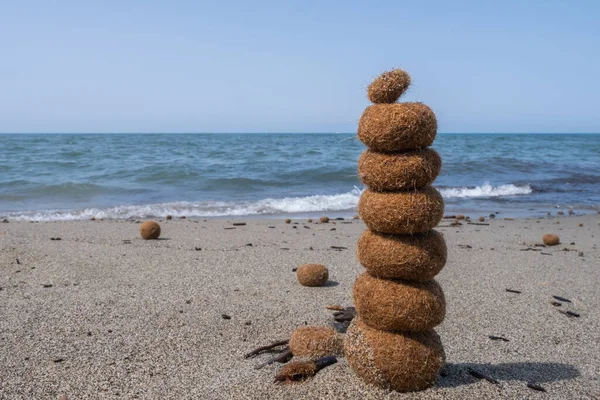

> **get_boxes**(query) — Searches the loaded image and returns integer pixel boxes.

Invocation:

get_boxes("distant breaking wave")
[4,188,363,221]
[3,183,534,221]
[439,183,532,198]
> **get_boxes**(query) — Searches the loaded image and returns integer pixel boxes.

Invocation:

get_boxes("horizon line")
[1,132,599,135]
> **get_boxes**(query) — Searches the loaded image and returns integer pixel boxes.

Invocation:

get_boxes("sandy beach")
[1,214,599,399]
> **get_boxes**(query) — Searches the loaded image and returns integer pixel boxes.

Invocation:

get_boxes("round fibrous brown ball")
[285,219,291,224]
[166,215,173,220]
[358,149,441,191]
[357,103,437,152]
[140,221,161,240]
[289,326,343,357]
[358,187,444,234]
[320,216,330,223]
[353,272,445,332]
[478,216,485,222]
[542,234,560,246]
[297,264,329,287]
[367,69,411,104]
[357,229,447,281]
[344,317,445,392]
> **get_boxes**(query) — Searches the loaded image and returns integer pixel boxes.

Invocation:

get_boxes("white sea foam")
[439,183,532,198]
[3,183,533,221]
[4,188,363,221]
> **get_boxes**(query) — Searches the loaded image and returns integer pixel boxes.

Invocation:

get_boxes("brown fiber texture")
[275,361,318,383]
[344,317,445,392]
[139,221,161,240]
[357,103,437,152]
[356,229,447,281]
[353,272,446,332]
[543,234,560,246]
[296,264,329,287]
[367,69,411,104]
[358,187,444,234]
[358,149,441,191]
[289,326,343,357]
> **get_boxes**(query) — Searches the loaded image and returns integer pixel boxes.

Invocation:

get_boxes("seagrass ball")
[166,215,173,220]
[344,317,445,392]
[358,187,444,234]
[140,221,161,240]
[297,264,329,287]
[289,326,343,357]
[357,229,447,281]
[285,219,291,224]
[543,234,560,246]
[358,149,441,191]
[320,216,330,223]
[367,69,411,104]
[357,103,437,152]
[353,272,445,332]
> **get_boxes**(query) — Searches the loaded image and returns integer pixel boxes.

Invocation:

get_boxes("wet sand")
[1,215,599,399]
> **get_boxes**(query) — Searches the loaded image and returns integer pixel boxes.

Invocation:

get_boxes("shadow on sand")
[437,362,579,388]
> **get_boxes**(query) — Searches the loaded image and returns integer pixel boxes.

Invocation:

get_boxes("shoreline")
[2,206,598,222]
[1,215,599,398]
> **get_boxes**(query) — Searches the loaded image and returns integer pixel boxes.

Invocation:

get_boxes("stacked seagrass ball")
[344,69,447,392]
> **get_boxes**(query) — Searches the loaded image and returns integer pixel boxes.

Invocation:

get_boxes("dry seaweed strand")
[344,317,445,392]
[253,348,293,370]
[244,339,289,359]
[358,187,444,234]
[357,229,447,281]
[367,69,411,104]
[358,149,442,191]
[296,264,329,287]
[289,326,344,358]
[353,272,446,332]
[357,103,437,152]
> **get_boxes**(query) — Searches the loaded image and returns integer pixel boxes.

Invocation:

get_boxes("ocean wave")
[2,183,540,221]
[4,188,363,221]
[439,183,532,198]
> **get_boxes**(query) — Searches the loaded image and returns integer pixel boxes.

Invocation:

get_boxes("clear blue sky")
[1,1,598,133]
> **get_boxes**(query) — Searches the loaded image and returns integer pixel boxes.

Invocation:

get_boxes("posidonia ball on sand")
[358,149,441,191]
[367,69,411,104]
[356,229,447,281]
[139,221,161,240]
[543,234,560,246]
[357,103,437,152]
[353,272,446,332]
[358,187,444,234]
[344,317,445,392]
[297,264,329,287]
[289,326,343,357]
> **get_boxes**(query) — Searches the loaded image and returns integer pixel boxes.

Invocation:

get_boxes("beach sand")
[1,215,599,399]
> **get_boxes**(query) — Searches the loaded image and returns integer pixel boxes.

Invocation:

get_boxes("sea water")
[0,133,598,220]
